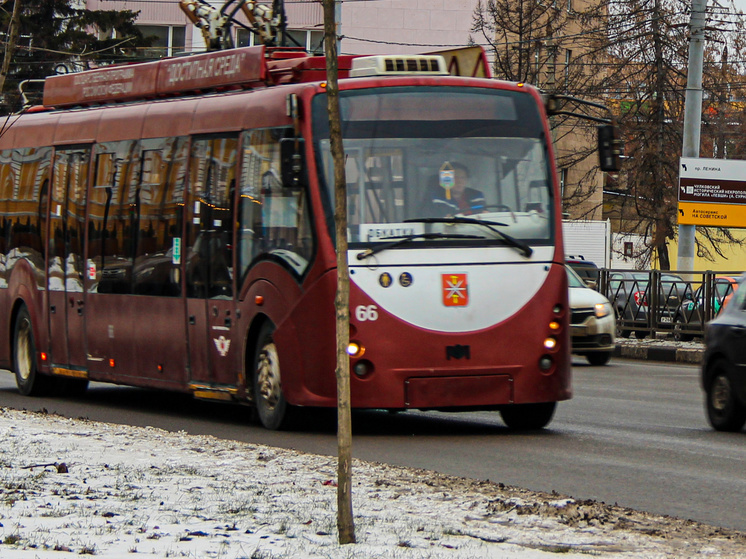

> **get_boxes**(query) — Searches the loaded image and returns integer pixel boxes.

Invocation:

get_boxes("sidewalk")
[613,336,704,364]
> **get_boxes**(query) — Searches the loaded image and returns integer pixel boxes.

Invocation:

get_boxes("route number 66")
[354,305,378,322]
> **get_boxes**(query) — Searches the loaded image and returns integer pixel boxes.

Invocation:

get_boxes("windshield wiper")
[405,217,533,257]
[356,233,484,260]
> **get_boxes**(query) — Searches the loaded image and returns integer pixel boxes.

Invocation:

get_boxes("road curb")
[613,344,704,364]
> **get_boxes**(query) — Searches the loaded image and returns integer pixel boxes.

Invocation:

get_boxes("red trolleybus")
[0,46,618,429]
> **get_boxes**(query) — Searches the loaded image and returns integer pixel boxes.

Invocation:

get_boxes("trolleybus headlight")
[543,337,557,350]
[347,341,365,357]
[539,355,553,371]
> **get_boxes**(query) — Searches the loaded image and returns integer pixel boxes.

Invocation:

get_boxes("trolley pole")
[677,0,706,271]
[0,0,21,97]
[323,0,356,545]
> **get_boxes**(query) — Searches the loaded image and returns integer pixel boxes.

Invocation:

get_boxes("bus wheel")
[706,361,746,432]
[253,323,290,430]
[13,306,52,396]
[500,402,556,430]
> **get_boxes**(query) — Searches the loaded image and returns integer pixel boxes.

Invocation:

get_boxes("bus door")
[185,136,240,388]
[86,139,189,385]
[48,147,89,370]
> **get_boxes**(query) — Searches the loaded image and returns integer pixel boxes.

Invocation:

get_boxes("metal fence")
[594,269,743,341]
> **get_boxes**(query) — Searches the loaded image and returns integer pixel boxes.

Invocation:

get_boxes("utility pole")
[322,0,355,546]
[677,0,706,271]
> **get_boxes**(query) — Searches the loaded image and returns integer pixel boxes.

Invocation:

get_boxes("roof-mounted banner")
[43,46,267,108]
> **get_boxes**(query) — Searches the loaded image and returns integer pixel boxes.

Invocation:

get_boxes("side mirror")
[598,124,622,173]
[280,137,306,188]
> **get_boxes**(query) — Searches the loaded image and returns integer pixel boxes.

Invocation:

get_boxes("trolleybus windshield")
[312,86,554,249]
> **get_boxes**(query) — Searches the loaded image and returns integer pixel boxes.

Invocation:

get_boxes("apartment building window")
[138,25,186,58]
[564,49,572,90]
[560,168,568,198]
[237,28,323,54]
[546,47,557,86]
[289,29,324,54]
[236,28,255,47]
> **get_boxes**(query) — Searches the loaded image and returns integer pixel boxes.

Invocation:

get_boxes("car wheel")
[706,361,746,432]
[13,305,53,396]
[586,352,611,366]
[252,322,294,430]
[672,315,694,342]
[500,402,556,430]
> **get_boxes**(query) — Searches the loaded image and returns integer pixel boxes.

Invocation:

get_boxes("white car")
[568,266,615,365]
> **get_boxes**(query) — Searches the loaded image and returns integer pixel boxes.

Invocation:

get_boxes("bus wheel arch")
[249,318,293,430]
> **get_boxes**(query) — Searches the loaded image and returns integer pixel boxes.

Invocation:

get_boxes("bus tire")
[500,402,556,430]
[13,305,52,396]
[706,361,746,432]
[252,322,292,430]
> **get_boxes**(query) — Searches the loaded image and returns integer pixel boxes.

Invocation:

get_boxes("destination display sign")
[678,157,746,227]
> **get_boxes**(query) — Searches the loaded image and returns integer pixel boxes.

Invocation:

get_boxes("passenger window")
[185,136,237,299]
[90,141,139,294]
[5,148,52,288]
[132,138,187,297]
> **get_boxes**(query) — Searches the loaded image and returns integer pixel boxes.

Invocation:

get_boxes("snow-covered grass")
[0,407,744,558]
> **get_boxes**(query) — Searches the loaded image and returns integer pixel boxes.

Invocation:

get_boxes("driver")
[428,162,486,217]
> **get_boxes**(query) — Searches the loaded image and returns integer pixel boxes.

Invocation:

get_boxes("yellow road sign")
[677,201,746,227]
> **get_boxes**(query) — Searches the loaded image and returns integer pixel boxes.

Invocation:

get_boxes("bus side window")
[9,147,51,288]
[132,137,187,297]
[238,127,313,280]
[186,136,237,299]
[90,141,139,295]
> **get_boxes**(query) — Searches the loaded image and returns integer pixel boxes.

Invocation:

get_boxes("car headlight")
[594,302,612,318]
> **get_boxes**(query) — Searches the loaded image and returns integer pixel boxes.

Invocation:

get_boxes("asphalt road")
[0,357,743,531]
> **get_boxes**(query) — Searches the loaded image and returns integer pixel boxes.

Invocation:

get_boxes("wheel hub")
[712,376,730,412]
[16,320,32,382]
[257,342,281,410]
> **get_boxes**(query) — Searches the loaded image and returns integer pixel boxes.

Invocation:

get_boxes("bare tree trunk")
[651,0,670,270]
[0,0,21,97]
[322,0,355,545]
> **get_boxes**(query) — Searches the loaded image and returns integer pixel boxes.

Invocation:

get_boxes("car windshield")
[612,273,649,289]
[567,266,587,288]
[312,86,554,249]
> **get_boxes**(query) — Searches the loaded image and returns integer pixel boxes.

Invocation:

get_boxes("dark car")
[672,276,740,341]
[701,272,746,431]
[566,257,600,288]
[606,271,685,339]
